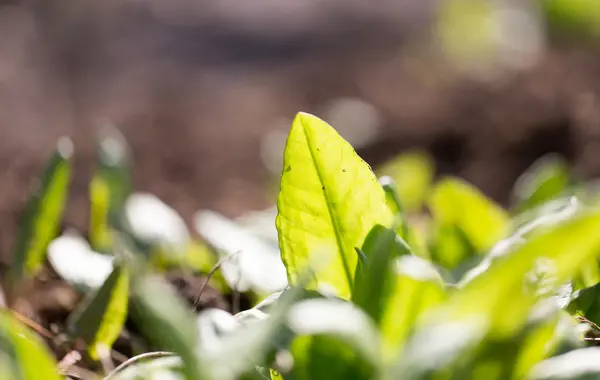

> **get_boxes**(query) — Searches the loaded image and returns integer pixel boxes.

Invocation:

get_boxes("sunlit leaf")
[276,112,393,299]
[0,310,61,380]
[11,137,72,281]
[67,265,129,360]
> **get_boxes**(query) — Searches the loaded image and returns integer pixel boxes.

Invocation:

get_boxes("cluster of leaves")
[2,113,600,380]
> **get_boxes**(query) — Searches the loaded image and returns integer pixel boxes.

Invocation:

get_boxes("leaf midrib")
[299,118,353,292]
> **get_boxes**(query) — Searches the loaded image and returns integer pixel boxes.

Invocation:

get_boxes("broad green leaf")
[512,155,571,213]
[0,310,61,380]
[376,150,435,212]
[276,112,393,299]
[352,225,411,324]
[380,256,445,358]
[67,265,129,360]
[130,274,206,380]
[429,178,509,254]
[12,138,72,281]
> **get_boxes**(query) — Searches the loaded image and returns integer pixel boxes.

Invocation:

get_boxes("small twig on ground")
[103,351,176,380]
[193,257,224,309]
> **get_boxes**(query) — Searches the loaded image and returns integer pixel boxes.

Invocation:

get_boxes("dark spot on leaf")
[285,165,291,172]
[316,148,320,152]
[322,186,325,190]
[342,169,347,172]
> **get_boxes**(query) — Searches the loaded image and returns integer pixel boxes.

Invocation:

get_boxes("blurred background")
[1,0,600,259]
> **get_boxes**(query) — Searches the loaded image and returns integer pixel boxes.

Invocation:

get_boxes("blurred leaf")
[11,138,72,281]
[352,225,411,324]
[109,355,184,380]
[429,223,478,275]
[276,112,393,299]
[380,256,446,358]
[429,177,509,254]
[201,283,307,380]
[376,150,435,212]
[530,347,600,380]
[90,125,131,252]
[286,299,381,380]
[67,265,129,360]
[434,210,600,337]
[89,175,112,253]
[130,274,206,379]
[513,155,571,213]
[543,0,600,37]
[47,233,114,292]
[0,310,61,380]
[195,210,287,294]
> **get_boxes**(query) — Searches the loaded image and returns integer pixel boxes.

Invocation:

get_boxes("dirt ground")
[1,1,600,369]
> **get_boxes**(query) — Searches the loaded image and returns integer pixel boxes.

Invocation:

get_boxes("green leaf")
[432,210,600,337]
[67,265,129,360]
[11,138,72,281]
[130,274,206,379]
[352,225,411,325]
[0,310,61,380]
[376,150,435,212]
[429,177,509,254]
[276,112,393,299]
[512,155,571,213]
[380,256,446,358]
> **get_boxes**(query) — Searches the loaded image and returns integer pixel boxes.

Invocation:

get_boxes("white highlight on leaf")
[196,308,240,353]
[194,210,288,293]
[125,193,189,251]
[287,298,379,361]
[47,233,114,290]
[531,347,600,380]
[396,255,442,282]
